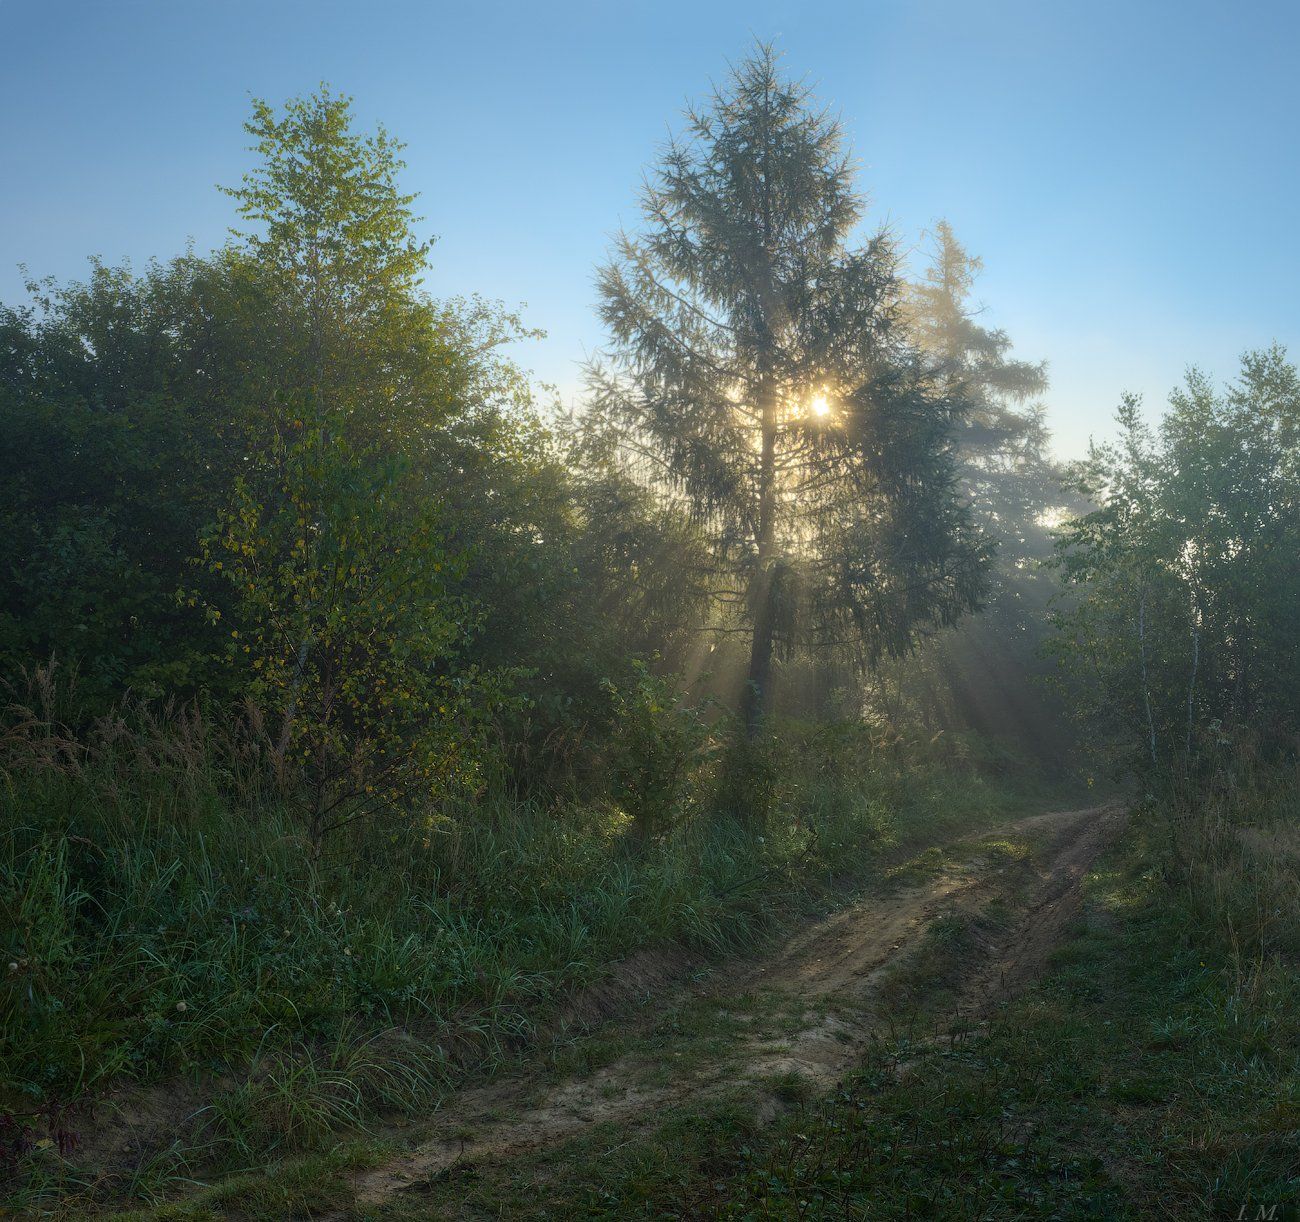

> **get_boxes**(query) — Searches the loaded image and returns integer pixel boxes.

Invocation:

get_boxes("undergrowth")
[0,688,1055,1212]
[373,763,1300,1219]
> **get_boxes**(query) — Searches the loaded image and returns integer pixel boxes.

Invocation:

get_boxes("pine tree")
[878,223,1080,758]
[905,221,1053,556]
[590,47,990,734]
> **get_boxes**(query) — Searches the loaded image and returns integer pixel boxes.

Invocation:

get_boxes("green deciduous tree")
[590,47,990,736]
[199,407,507,849]
[1051,347,1300,773]
[206,89,537,842]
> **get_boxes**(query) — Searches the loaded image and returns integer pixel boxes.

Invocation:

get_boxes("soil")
[339,801,1127,1216]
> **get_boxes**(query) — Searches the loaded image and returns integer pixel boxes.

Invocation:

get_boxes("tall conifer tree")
[591,47,990,732]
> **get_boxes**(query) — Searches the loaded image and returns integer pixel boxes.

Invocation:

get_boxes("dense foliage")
[1051,348,1300,773]
[0,91,714,844]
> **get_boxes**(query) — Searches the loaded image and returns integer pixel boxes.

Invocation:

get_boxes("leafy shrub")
[712,729,793,827]
[602,661,712,842]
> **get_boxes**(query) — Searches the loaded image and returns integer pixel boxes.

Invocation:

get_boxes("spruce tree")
[590,47,990,733]
[876,224,1075,755]
[906,221,1054,556]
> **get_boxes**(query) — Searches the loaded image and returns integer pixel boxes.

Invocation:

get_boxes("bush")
[0,678,1052,1206]
[602,662,712,843]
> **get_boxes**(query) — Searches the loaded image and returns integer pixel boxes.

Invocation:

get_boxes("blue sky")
[3,0,1297,457]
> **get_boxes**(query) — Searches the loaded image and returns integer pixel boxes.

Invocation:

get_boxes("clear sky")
[3,0,1297,458]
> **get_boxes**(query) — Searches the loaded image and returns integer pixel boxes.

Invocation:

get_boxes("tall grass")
[1164,752,1300,969]
[670,753,1300,1218]
[0,674,1052,1204]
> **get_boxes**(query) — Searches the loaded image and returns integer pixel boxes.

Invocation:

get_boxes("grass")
[360,763,1300,1220]
[0,692,1059,1214]
[703,795,1300,1220]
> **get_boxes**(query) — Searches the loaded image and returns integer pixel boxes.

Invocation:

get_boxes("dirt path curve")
[338,801,1126,1216]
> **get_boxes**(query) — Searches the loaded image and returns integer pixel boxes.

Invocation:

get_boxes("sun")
[809,393,831,418]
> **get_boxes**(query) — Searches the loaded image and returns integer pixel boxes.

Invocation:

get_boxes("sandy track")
[338,802,1126,1216]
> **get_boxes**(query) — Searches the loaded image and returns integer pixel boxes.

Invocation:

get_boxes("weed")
[0,692,1057,1210]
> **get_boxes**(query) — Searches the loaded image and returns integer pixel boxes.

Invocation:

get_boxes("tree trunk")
[743,571,776,737]
[743,378,779,738]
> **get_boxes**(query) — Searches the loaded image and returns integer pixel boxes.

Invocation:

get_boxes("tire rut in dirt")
[334,802,1126,1216]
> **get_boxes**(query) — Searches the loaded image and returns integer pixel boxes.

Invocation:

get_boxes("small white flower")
[343,947,352,956]
[175,1000,188,1012]
[7,962,17,972]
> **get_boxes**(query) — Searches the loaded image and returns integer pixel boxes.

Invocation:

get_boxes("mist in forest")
[2,17,1297,1217]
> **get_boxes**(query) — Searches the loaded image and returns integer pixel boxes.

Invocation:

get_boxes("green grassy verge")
[1,712,1059,1214]
[363,771,1299,1220]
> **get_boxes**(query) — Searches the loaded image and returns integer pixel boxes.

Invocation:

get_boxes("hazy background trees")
[865,224,1083,763]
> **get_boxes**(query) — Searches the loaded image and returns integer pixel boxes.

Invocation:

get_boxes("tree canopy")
[1051,347,1300,772]
[590,47,991,732]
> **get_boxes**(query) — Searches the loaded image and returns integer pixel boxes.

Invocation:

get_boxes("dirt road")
[339,802,1126,1216]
